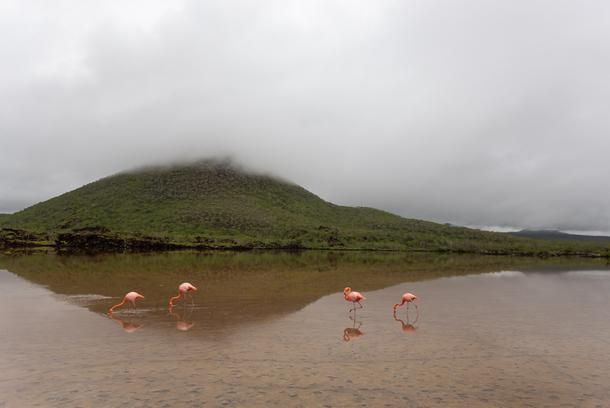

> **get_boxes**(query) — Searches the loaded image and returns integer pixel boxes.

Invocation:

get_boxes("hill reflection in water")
[1,250,606,333]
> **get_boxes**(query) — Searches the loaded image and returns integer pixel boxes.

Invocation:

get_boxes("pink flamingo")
[108,292,145,314]
[393,292,418,312]
[169,282,198,307]
[343,287,366,312]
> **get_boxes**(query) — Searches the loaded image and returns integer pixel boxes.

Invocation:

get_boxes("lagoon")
[1,251,609,407]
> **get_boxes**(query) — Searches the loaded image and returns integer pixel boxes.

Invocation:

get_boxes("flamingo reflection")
[169,305,195,331]
[343,312,364,341]
[108,313,143,333]
[393,306,419,333]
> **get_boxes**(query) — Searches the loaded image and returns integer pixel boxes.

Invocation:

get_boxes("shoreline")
[2,226,609,258]
[2,239,609,258]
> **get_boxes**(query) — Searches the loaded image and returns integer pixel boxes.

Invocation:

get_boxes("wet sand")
[1,252,610,407]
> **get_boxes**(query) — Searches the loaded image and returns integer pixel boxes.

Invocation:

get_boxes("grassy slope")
[2,160,610,255]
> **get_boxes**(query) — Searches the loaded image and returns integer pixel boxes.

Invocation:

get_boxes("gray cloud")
[1,0,610,233]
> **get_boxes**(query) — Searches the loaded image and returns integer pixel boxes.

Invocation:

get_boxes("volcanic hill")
[1,159,609,256]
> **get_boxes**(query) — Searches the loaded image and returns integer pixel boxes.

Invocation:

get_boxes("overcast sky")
[1,0,610,233]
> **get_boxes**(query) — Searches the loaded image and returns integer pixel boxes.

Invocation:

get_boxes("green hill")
[1,159,609,256]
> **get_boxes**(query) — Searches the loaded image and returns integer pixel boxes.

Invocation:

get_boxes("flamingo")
[169,282,198,307]
[393,292,418,313]
[343,287,365,312]
[108,291,145,314]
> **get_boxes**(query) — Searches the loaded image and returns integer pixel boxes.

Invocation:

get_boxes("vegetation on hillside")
[1,159,610,256]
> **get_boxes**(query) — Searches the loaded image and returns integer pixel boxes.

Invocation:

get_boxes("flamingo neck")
[169,292,183,306]
[109,299,127,314]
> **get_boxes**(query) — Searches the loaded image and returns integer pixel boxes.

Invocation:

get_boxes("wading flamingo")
[108,292,145,314]
[343,287,365,312]
[169,282,198,307]
[393,292,418,313]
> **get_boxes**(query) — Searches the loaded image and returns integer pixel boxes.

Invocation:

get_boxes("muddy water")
[1,251,609,407]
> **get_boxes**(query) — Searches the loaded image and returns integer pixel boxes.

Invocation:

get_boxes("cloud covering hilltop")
[1,0,610,233]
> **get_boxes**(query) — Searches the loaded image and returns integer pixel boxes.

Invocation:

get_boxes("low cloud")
[1,0,609,232]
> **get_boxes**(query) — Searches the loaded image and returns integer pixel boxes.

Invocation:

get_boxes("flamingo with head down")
[393,292,418,313]
[108,291,145,314]
[169,282,198,307]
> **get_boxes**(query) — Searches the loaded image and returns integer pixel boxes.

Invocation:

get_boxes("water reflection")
[393,307,419,333]
[3,254,610,407]
[169,306,195,331]
[108,313,143,333]
[343,312,364,341]
[1,250,608,335]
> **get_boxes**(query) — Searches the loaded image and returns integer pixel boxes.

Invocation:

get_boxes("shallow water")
[1,251,610,407]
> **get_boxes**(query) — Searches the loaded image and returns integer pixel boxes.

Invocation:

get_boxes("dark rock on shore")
[55,231,182,251]
[0,228,50,248]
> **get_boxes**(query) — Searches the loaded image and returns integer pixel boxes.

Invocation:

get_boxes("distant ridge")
[510,229,610,242]
[1,159,610,256]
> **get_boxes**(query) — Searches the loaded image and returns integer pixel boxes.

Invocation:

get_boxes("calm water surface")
[1,251,609,407]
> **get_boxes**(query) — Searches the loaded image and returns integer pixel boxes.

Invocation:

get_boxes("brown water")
[1,251,610,407]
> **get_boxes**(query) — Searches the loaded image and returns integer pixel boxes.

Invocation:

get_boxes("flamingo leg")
[188,292,194,306]
[357,301,363,309]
